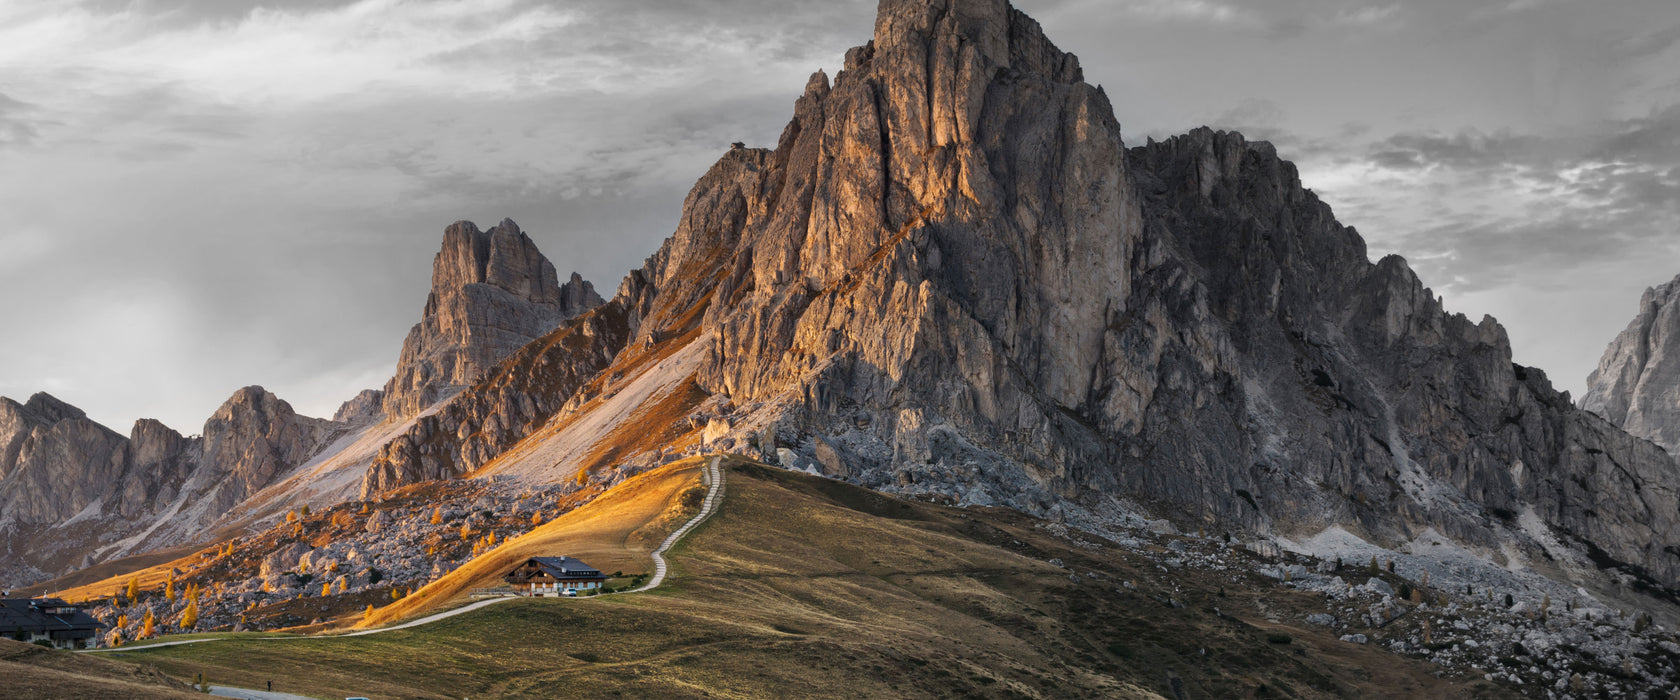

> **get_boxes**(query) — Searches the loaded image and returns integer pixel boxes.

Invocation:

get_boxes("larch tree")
[181,597,198,629]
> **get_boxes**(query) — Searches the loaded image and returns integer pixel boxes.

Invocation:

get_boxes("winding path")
[85,456,725,653]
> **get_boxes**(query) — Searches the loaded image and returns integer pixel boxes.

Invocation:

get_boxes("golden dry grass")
[48,547,217,605]
[356,456,711,628]
[0,638,200,698]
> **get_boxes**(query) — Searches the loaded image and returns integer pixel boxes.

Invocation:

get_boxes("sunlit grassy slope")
[48,546,214,605]
[111,462,1514,699]
[358,455,710,628]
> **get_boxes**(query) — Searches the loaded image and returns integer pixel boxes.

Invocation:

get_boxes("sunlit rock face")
[359,0,1680,590]
[379,218,603,421]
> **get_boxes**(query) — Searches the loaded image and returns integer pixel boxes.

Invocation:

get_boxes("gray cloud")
[1360,105,1680,293]
[0,92,42,148]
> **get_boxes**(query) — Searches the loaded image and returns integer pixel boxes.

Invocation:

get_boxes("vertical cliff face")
[379,219,604,420]
[196,386,339,515]
[351,0,1679,593]
[1582,277,1680,453]
[0,394,132,524]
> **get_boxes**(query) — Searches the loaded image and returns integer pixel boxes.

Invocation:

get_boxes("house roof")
[508,556,606,580]
[0,598,104,633]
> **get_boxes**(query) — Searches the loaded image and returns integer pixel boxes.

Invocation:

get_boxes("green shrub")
[1266,633,1292,645]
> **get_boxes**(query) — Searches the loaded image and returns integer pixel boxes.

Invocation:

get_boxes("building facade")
[503,556,609,596]
[1,598,104,650]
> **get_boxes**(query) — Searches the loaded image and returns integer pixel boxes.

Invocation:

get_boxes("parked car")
[562,589,578,597]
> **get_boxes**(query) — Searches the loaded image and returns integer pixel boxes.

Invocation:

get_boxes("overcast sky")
[2,0,1677,433]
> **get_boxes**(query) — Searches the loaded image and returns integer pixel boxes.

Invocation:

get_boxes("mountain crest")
[380,219,603,419]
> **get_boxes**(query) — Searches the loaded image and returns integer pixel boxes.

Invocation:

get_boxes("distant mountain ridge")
[0,220,604,587]
[0,386,337,584]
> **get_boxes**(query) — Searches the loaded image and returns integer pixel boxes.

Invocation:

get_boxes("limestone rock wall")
[1582,277,1680,453]
[379,219,603,420]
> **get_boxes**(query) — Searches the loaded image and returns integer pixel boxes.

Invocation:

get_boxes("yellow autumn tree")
[116,614,129,629]
[321,582,332,597]
[181,597,198,629]
[125,576,139,602]
[430,507,443,524]
[164,577,175,600]
[141,609,156,639]
[531,512,542,526]
[365,604,375,617]
[286,510,299,523]
[301,504,311,516]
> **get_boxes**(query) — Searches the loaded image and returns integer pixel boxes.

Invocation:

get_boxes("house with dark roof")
[1,598,104,649]
[503,556,609,597]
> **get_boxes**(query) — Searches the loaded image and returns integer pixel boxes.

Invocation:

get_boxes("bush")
[1266,633,1293,645]
[368,568,383,585]
[31,639,54,649]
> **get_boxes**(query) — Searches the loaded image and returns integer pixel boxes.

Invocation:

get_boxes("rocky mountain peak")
[198,385,337,514]
[378,219,603,420]
[21,392,91,424]
[1581,275,1680,452]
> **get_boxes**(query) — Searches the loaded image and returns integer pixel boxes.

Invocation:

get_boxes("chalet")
[503,556,609,597]
[1,598,104,650]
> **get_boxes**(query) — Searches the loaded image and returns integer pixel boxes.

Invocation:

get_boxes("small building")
[0,598,104,650]
[503,556,609,597]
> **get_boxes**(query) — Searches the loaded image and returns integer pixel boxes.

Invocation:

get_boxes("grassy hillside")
[359,456,710,628]
[105,461,1513,699]
[0,638,201,698]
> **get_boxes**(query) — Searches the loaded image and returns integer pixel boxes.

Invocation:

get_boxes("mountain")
[0,387,336,584]
[377,218,603,421]
[1581,275,1680,453]
[0,221,605,588]
[356,0,1680,602]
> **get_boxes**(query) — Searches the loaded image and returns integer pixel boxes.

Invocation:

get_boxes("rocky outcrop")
[0,394,133,524]
[1582,276,1680,453]
[361,299,633,496]
[332,389,385,425]
[196,386,339,515]
[379,219,604,419]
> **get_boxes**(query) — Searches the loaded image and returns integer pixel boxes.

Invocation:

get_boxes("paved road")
[85,456,726,653]
[633,454,724,592]
[208,685,318,700]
